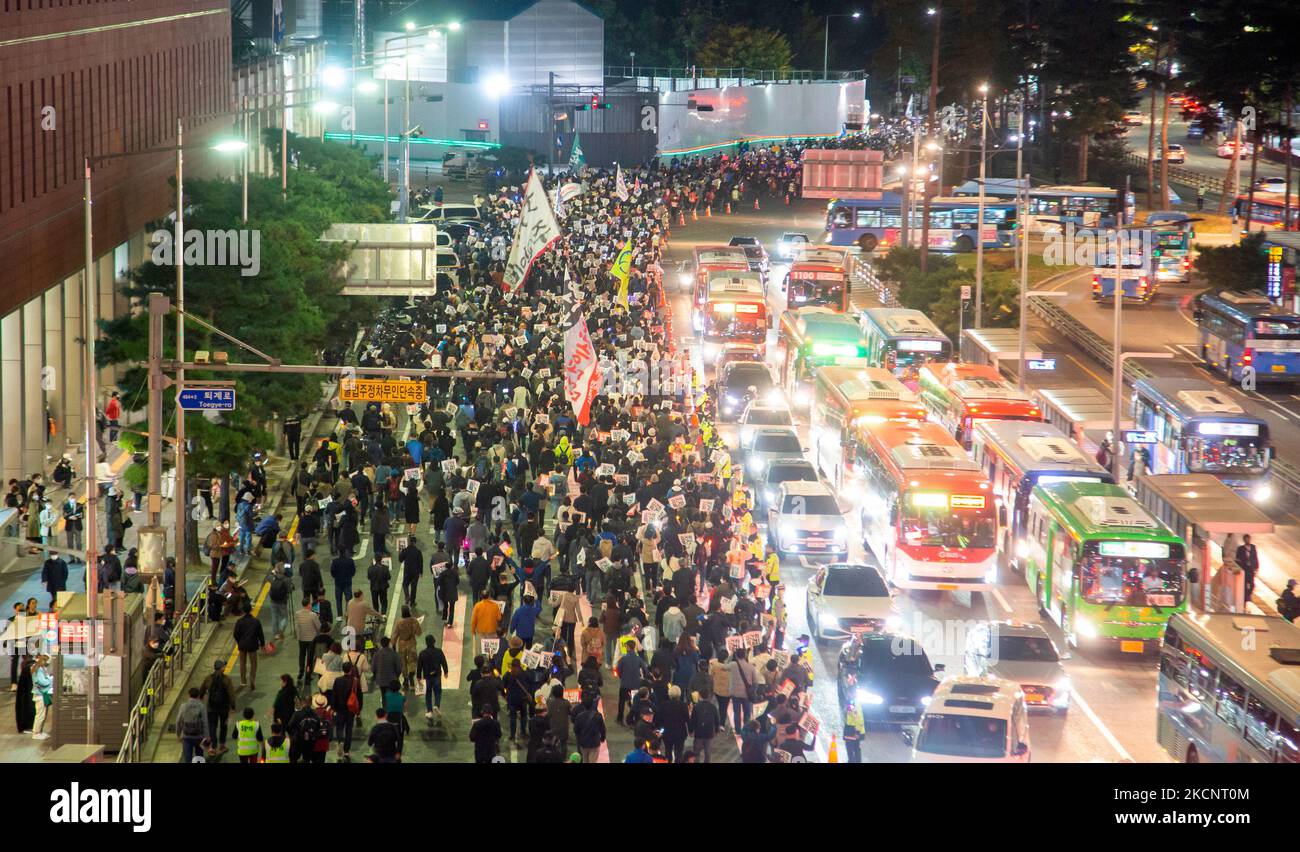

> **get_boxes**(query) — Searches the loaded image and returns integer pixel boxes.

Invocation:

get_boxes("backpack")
[180,709,204,738]
[346,674,361,716]
[269,575,291,605]
[207,674,230,711]
[297,712,323,747]
[387,478,402,501]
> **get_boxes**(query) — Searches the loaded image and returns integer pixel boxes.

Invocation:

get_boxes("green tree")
[1193,232,1268,293]
[696,24,794,71]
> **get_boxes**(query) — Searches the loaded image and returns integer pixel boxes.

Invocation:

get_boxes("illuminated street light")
[211,139,248,153]
[312,100,339,114]
[357,80,378,95]
[322,65,346,88]
[483,74,511,98]
[448,21,462,30]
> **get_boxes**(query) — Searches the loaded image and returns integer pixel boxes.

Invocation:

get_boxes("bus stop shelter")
[319,223,448,297]
[1133,473,1274,613]
[960,328,1042,376]
[1031,386,1132,454]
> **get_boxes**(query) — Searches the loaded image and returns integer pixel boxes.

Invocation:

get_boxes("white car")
[1255,177,1289,193]
[745,427,805,482]
[776,232,810,259]
[767,480,848,558]
[410,202,482,224]
[806,561,900,643]
[737,402,794,450]
[1160,143,1186,164]
[910,676,1032,763]
[963,621,1070,713]
[1217,140,1255,159]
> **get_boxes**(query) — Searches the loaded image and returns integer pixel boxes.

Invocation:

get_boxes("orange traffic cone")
[705,205,712,218]
[753,197,760,210]
[725,201,732,214]
[827,735,840,763]
[692,208,698,221]
[679,210,686,226]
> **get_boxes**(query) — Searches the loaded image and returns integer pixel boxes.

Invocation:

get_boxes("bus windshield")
[1079,541,1184,607]
[900,497,996,549]
[1186,433,1268,473]
[916,715,1008,759]
[1155,232,1189,250]
[788,277,844,308]
[706,305,765,342]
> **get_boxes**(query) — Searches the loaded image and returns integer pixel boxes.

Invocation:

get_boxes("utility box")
[50,591,145,752]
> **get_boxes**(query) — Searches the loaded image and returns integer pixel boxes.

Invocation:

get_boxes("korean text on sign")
[339,379,427,404]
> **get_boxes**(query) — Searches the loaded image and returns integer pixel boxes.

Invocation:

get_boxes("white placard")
[668,494,686,510]
[466,479,480,497]
[699,498,714,513]
[481,637,500,656]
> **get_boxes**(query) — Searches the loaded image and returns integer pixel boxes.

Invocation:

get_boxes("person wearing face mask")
[205,520,236,583]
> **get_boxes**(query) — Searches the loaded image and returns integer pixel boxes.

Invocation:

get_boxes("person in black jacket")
[330,661,363,761]
[572,697,607,763]
[689,686,721,763]
[399,540,424,606]
[298,550,324,600]
[417,634,450,716]
[655,684,691,763]
[367,557,392,614]
[469,708,502,763]
[232,602,265,690]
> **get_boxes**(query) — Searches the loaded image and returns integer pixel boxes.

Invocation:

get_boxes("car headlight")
[920,695,932,707]
[855,689,885,706]
[832,527,847,544]
[1052,677,1072,703]
[779,523,797,543]
[724,394,738,407]
[1076,616,1097,639]
[885,614,902,631]
[793,388,811,407]
[1254,484,1272,503]
[739,427,753,445]
[764,488,777,505]
[748,458,765,474]
[1015,540,1029,560]
[765,389,784,406]
[819,612,840,632]
[678,272,692,286]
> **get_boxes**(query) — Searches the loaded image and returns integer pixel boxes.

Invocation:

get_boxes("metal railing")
[1026,292,1300,504]
[851,256,901,308]
[605,67,866,93]
[1123,153,1226,196]
[115,579,211,762]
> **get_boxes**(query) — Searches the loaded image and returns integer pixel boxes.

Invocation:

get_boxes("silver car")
[963,621,1070,713]
[737,402,794,451]
[744,427,805,482]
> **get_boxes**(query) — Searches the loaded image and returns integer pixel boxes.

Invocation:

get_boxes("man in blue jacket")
[509,595,542,647]
[330,552,356,615]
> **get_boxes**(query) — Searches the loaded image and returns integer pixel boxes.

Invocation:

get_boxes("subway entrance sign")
[177,388,236,410]
[339,378,427,404]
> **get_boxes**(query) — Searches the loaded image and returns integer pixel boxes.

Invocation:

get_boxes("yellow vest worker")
[844,707,865,741]
[765,552,781,584]
[265,737,290,763]
[236,716,263,760]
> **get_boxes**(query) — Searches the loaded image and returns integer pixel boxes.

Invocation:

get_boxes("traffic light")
[575,93,611,111]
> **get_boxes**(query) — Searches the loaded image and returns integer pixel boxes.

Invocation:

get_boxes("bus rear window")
[1254,318,1300,338]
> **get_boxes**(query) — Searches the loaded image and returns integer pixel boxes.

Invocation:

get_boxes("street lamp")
[920,3,941,272]
[974,83,989,327]
[823,11,862,81]
[383,24,457,219]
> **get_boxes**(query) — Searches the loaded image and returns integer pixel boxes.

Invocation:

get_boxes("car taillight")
[1243,348,1254,365]
[1138,277,1148,291]
[1091,275,1100,291]
[1182,258,1191,270]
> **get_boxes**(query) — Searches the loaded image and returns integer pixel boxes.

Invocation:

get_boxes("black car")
[836,633,944,725]
[716,362,775,420]
[728,236,770,279]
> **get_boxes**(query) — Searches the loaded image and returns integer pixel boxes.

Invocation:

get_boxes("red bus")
[691,245,750,322]
[701,272,768,359]
[783,246,851,312]
[851,418,998,591]
[918,362,1042,448]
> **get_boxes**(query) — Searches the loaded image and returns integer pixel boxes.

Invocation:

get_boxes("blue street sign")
[1026,359,1057,371]
[177,388,236,411]
[1124,430,1159,445]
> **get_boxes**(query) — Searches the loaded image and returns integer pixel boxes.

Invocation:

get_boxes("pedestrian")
[1237,533,1260,607]
[399,538,423,605]
[1196,186,1206,211]
[267,564,293,641]
[330,550,357,615]
[232,600,265,690]
[655,683,691,762]
[689,685,720,763]
[394,606,421,688]
[572,696,606,763]
[265,723,291,763]
[844,701,865,764]
[30,655,52,740]
[293,597,321,684]
[272,674,299,728]
[470,589,503,647]
[175,687,207,763]
[199,659,235,755]
[367,707,401,763]
[615,642,646,725]
[1278,579,1300,622]
[330,661,363,761]
[469,708,502,763]
[417,634,449,718]
[40,552,68,610]
[367,555,392,614]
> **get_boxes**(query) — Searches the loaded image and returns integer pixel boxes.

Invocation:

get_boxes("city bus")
[810,364,929,489]
[1158,612,1300,763]
[859,307,953,384]
[691,245,750,319]
[970,420,1115,571]
[1131,377,1272,502]
[951,182,1133,234]
[852,418,998,591]
[1231,193,1299,230]
[775,307,870,408]
[783,246,852,312]
[1146,211,1194,283]
[1024,481,1187,652]
[1091,243,1159,303]
[918,362,1042,448]
[700,272,768,359]
[1194,289,1300,385]
[824,194,1017,253]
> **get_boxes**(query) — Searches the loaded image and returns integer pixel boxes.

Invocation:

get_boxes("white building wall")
[505,0,603,87]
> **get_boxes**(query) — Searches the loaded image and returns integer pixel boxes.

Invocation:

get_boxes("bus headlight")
[855,689,885,706]
[1015,541,1029,560]
[832,527,847,544]
[678,272,692,288]
[779,523,797,544]
[1076,617,1098,639]
[819,612,840,632]
[793,388,811,407]
[748,458,765,474]
[1254,484,1272,503]
[885,614,903,631]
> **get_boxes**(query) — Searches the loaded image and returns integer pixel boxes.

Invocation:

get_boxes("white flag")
[503,170,562,292]
[615,164,629,202]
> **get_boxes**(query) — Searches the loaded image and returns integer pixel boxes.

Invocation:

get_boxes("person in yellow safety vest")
[765,551,781,587]
[265,723,290,763]
[843,704,865,763]
[717,452,732,484]
[554,435,574,467]
[235,706,265,764]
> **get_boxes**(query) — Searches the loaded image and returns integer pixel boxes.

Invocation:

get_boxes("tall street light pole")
[80,158,102,746]
[975,84,989,327]
[920,4,941,273]
[823,11,862,81]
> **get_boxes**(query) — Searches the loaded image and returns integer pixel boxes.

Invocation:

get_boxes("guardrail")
[1026,292,1300,504]
[850,255,901,308]
[115,580,210,763]
[1123,153,1226,196]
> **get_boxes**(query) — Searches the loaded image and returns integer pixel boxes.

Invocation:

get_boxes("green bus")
[775,307,870,409]
[1024,481,1187,654]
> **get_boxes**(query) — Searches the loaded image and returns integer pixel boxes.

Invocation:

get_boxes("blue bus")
[951,181,1134,234]
[1146,211,1194,283]
[1131,377,1272,503]
[824,194,1017,253]
[1194,289,1300,384]
[1091,246,1159,303]
[858,307,953,383]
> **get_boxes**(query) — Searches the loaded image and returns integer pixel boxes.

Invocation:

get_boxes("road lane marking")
[1072,688,1134,763]
[990,586,1013,614]
[1175,344,1200,361]
[1066,354,1111,390]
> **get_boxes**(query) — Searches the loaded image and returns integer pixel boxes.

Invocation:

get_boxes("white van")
[410,202,481,224]
[910,676,1031,763]
[442,152,499,180]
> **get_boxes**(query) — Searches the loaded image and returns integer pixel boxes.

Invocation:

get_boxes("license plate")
[849,624,873,634]
[889,705,916,714]
[936,583,958,591]
[1120,640,1145,654]
[1273,365,1287,373]
[1025,693,1046,704]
